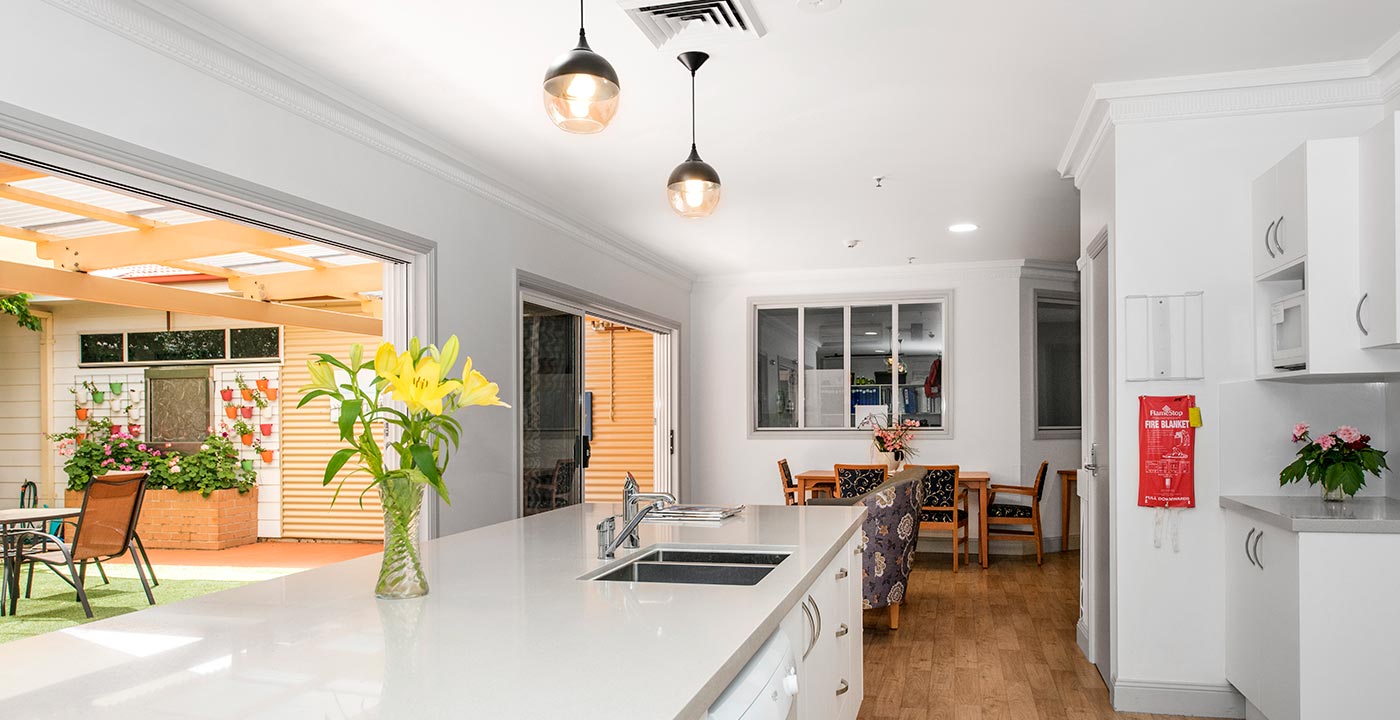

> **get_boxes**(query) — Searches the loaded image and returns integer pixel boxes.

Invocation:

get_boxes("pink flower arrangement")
[1282,422,1389,499]
[859,416,921,455]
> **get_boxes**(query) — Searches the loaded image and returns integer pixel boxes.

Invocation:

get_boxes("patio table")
[0,508,79,616]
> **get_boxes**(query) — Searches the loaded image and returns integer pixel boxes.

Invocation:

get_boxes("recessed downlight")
[864,331,877,336]
[948,223,979,233]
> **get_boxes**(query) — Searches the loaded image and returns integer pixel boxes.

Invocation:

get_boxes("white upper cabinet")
[1358,112,1400,348]
[1253,145,1309,278]
[1252,136,1400,379]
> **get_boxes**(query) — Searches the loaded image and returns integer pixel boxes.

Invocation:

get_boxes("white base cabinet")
[1224,510,1400,720]
[784,533,864,720]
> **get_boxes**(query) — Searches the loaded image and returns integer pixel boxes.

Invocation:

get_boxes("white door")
[1080,230,1113,688]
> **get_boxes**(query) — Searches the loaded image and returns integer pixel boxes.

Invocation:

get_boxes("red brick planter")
[66,486,258,551]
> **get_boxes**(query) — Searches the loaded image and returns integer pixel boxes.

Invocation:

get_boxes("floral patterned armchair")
[813,475,921,630]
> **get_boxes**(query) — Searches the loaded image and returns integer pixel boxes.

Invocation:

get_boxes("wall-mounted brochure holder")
[1125,292,1204,381]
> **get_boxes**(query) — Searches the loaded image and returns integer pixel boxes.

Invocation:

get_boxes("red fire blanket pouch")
[1138,395,1197,509]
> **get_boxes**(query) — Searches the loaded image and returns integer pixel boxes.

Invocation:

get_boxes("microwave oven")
[1271,290,1306,370]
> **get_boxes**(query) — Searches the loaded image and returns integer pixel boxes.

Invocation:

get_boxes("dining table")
[0,507,80,616]
[793,467,995,569]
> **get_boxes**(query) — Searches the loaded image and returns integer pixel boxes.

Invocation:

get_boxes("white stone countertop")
[0,502,866,719]
[1220,495,1400,533]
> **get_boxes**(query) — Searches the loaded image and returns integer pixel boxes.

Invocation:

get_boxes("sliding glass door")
[521,300,585,516]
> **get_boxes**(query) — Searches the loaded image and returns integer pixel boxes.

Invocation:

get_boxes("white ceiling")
[164,0,1400,278]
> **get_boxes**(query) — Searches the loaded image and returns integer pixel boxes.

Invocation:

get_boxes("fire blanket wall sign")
[1138,395,1197,508]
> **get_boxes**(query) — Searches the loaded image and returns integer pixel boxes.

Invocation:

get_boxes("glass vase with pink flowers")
[1280,423,1388,501]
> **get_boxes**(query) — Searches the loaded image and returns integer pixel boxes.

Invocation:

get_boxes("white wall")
[690,261,1079,548]
[0,1,692,534]
[0,319,42,509]
[1100,104,1386,699]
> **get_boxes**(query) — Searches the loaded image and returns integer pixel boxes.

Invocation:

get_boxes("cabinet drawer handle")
[1264,220,1277,259]
[1252,531,1264,570]
[1273,215,1286,254]
[1358,293,1369,336]
[854,542,866,555]
[800,600,816,660]
[835,679,850,696]
[835,622,849,638]
[835,568,848,580]
[1245,527,1257,567]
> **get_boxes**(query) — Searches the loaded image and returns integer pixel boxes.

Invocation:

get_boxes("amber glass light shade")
[543,32,621,134]
[667,146,722,218]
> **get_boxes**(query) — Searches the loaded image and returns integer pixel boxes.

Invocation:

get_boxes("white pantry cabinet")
[1224,507,1400,720]
[1358,112,1400,348]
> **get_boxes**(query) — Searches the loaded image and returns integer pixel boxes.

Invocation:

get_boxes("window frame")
[749,291,952,437]
[1032,289,1083,439]
[78,326,284,367]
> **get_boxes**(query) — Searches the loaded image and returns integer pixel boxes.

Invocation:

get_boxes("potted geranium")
[301,336,507,599]
[859,416,920,469]
[232,418,255,446]
[1281,423,1388,501]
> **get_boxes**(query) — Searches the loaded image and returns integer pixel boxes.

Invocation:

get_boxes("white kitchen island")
[0,502,867,719]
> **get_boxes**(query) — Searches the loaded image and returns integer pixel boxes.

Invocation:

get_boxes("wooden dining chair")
[14,472,154,618]
[985,461,1050,565]
[776,459,801,505]
[834,464,888,498]
[911,464,970,572]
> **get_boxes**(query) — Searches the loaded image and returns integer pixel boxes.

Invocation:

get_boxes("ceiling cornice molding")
[696,259,1077,287]
[1059,30,1400,188]
[42,0,697,288]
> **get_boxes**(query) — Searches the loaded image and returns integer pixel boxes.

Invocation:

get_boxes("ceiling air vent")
[619,0,767,48]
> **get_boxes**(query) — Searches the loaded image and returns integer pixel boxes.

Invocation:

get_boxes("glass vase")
[377,482,428,599]
[1321,484,1347,503]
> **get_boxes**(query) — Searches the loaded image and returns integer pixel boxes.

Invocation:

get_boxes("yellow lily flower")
[459,356,510,408]
[383,352,463,416]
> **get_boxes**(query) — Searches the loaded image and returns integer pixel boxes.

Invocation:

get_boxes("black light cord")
[579,0,585,31]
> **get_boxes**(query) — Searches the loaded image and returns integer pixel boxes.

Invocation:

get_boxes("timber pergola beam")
[29,221,299,271]
[227,263,382,302]
[0,184,161,230]
[0,260,381,336]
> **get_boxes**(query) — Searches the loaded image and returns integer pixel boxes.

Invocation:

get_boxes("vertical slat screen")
[582,319,655,503]
[281,326,384,540]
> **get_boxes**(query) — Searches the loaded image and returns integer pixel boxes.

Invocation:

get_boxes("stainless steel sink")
[586,547,791,586]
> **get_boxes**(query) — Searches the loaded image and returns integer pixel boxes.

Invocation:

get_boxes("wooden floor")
[859,551,1191,720]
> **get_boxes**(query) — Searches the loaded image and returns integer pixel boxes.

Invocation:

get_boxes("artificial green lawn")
[0,569,246,643]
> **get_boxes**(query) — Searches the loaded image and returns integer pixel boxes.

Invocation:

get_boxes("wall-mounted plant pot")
[224,406,238,419]
[109,382,123,394]
[240,406,254,419]
[110,424,124,436]
[240,388,254,401]
[220,388,234,402]
[75,433,87,443]
[260,423,273,437]
[240,459,254,472]
[265,388,279,401]
[260,450,274,463]
[75,407,89,420]
[128,425,142,437]
[91,391,105,403]
[240,433,254,446]
[256,378,270,392]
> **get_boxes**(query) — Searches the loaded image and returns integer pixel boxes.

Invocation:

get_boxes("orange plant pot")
[260,450,274,463]
[240,388,254,401]
[256,378,270,392]
[265,388,279,401]
[75,433,87,443]
[240,433,254,446]
[75,407,89,420]
[224,406,237,419]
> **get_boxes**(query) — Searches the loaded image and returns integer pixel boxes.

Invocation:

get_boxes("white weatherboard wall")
[1085,104,1388,713]
[0,320,42,509]
[690,262,1081,550]
[0,1,692,535]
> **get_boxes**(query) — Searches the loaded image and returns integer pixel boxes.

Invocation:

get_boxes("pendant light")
[542,0,620,134]
[667,51,721,218]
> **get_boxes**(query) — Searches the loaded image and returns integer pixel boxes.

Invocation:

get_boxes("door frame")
[1079,227,1115,688]
[516,271,682,516]
[0,100,441,534]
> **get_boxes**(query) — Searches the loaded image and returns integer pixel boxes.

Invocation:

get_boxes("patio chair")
[14,472,155,618]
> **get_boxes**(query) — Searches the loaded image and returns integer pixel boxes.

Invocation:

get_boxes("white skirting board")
[1112,678,1244,719]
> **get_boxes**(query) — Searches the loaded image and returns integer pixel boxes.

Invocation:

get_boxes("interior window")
[1035,294,1082,435]
[898,302,945,429]
[756,308,798,429]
